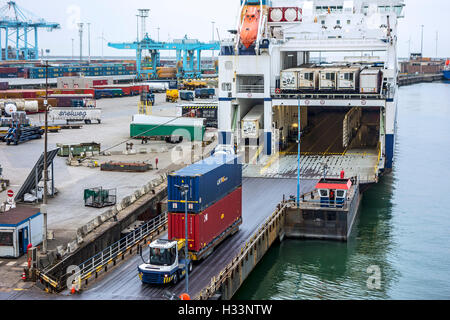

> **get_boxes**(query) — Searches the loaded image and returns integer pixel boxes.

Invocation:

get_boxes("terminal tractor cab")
[138,239,193,285]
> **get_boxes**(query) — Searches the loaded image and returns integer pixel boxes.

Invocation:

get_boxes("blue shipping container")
[168,155,242,213]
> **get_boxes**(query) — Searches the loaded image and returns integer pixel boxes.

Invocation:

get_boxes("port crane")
[0,1,60,61]
[109,34,220,79]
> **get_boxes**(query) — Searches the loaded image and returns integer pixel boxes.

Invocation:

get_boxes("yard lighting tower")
[78,22,84,61]
[42,60,49,254]
[174,184,190,294]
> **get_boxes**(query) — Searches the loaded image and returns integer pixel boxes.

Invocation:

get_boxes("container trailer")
[168,186,242,260]
[241,104,264,140]
[168,154,242,214]
[337,67,361,91]
[319,68,339,91]
[180,90,194,101]
[130,114,205,142]
[49,108,102,124]
[359,68,382,94]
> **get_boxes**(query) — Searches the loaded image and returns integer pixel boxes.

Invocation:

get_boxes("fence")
[37,212,168,292]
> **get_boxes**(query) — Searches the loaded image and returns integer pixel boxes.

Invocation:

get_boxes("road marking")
[0,261,3,265]
[6,261,16,266]
[20,262,28,267]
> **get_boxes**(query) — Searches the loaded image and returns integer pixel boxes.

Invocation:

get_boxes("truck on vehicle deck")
[138,239,192,285]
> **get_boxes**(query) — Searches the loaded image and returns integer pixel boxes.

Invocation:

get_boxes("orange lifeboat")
[240,6,261,49]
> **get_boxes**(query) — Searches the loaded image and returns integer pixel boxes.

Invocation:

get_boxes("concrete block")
[121,196,131,207]
[115,204,123,212]
[122,151,129,155]
[56,245,66,257]
[70,160,80,166]
[134,190,142,199]
[68,241,78,253]
[160,147,168,152]
[110,206,118,215]
[129,194,137,203]
[47,230,54,240]
[111,151,122,155]
[139,148,147,154]
[129,150,137,155]
[77,235,84,245]
[150,147,158,153]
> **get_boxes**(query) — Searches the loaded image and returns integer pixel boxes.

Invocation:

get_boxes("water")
[234,83,450,300]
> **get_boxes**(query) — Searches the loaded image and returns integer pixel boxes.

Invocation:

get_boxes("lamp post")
[87,23,91,63]
[42,60,49,254]
[211,21,215,64]
[420,25,424,57]
[175,184,189,294]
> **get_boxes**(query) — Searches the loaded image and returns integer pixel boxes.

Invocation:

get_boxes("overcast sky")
[9,0,450,58]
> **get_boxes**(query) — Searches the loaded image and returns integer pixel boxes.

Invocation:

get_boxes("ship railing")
[237,84,265,93]
[270,88,387,100]
[52,212,168,291]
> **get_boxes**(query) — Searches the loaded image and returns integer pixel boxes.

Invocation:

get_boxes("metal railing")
[270,88,386,100]
[196,202,289,300]
[237,85,265,93]
[75,213,168,284]
[38,212,168,292]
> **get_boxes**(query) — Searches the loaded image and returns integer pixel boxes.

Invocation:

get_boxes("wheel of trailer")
[85,120,92,124]
[173,272,179,285]
[97,120,101,124]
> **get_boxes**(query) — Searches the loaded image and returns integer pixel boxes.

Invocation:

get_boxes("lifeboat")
[240,6,261,49]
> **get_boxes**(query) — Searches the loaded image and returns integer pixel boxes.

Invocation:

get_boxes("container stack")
[167,155,242,255]
[156,67,177,79]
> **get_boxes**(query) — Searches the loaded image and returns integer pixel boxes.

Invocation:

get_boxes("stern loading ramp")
[71,178,317,300]
[244,104,382,184]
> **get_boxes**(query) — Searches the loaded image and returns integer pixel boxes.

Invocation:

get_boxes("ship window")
[321,20,325,25]
[319,190,328,197]
[336,190,345,198]
[347,20,351,25]
[336,20,341,25]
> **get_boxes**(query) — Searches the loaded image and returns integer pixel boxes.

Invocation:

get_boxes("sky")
[4,0,450,58]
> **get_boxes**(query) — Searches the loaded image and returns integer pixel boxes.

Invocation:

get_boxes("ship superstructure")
[218,0,404,183]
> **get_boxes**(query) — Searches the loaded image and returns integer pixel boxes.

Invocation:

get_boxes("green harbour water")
[234,82,450,300]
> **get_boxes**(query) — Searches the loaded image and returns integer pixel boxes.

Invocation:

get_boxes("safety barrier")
[37,212,168,292]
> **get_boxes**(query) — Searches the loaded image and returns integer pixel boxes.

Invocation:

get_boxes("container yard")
[0,0,449,309]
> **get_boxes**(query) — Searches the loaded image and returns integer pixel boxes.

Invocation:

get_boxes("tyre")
[172,272,179,285]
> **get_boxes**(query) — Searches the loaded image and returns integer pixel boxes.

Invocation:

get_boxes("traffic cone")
[70,284,76,295]
[21,272,26,281]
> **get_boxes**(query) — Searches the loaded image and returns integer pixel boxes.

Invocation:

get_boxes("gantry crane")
[0,1,60,61]
[108,34,220,79]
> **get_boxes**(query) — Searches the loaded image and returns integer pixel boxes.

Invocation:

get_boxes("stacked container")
[168,155,242,255]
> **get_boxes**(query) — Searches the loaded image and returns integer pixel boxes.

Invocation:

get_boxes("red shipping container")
[168,186,242,253]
